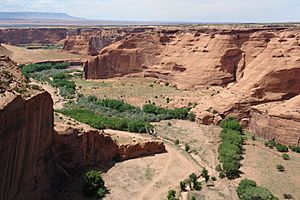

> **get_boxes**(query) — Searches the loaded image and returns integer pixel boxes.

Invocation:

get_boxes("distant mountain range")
[0,12,82,21]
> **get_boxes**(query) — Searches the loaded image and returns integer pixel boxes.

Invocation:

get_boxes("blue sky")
[0,0,299,22]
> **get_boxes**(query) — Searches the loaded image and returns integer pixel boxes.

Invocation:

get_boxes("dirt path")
[136,144,199,200]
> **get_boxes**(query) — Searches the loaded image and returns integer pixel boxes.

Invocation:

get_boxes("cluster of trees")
[237,179,278,200]
[75,96,195,123]
[82,170,107,199]
[59,108,153,133]
[143,103,195,121]
[50,72,76,98]
[290,145,300,153]
[218,117,243,179]
[21,62,69,78]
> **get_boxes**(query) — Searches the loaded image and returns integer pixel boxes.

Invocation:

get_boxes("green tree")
[180,181,187,192]
[222,160,240,178]
[167,190,176,200]
[201,168,209,182]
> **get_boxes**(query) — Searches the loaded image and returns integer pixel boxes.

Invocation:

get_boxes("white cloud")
[0,0,299,22]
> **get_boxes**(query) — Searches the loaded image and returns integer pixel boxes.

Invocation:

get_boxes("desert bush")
[282,154,290,160]
[82,170,105,198]
[289,145,300,153]
[276,144,289,152]
[265,139,277,149]
[211,176,217,181]
[215,164,222,172]
[185,144,190,152]
[276,164,285,172]
[174,139,180,146]
[283,193,293,199]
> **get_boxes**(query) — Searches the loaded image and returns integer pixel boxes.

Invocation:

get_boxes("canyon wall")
[0,92,57,200]
[249,95,300,145]
[0,28,68,45]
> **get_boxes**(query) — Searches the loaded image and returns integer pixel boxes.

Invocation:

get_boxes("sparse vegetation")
[282,154,290,160]
[276,164,285,172]
[289,145,300,153]
[237,179,278,200]
[174,139,180,145]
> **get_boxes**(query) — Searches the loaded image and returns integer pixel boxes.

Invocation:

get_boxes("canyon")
[1,25,300,200]
[0,56,166,200]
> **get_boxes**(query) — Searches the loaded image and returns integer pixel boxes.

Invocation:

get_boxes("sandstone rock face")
[118,140,166,161]
[0,92,56,200]
[0,28,68,45]
[190,29,300,119]
[249,95,300,145]
[84,28,297,89]
[62,28,153,56]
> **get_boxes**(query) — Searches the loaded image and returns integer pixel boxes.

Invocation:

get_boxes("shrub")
[276,144,289,152]
[289,145,300,153]
[282,154,290,160]
[191,196,196,200]
[185,144,190,152]
[167,190,176,200]
[215,164,222,172]
[219,171,225,179]
[265,140,277,149]
[82,170,105,198]
[211,176,217,181]
[283,193,293,199]
[174,139,180,146]
[276,164,285,172]
[237,179,257,197]
[96,188,106,199]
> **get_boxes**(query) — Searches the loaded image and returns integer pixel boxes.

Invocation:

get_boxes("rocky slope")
[0,56,166,200]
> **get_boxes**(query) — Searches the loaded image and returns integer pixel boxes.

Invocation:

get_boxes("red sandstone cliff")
[0,28,68,45]
[249,95,300,145]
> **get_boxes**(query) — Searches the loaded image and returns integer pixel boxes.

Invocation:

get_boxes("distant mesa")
[0,12,83,21]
